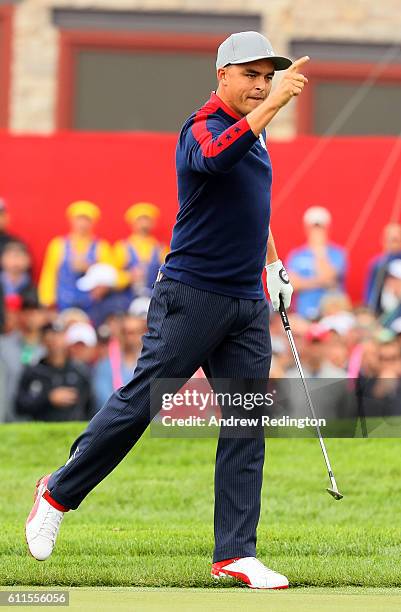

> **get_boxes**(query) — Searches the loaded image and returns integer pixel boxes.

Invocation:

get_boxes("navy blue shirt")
[161,92,272,299]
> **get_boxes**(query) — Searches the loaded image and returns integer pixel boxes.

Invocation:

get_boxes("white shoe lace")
[38,507,63,545]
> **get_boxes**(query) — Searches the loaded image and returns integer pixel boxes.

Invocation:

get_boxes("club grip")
[279,294,291,331]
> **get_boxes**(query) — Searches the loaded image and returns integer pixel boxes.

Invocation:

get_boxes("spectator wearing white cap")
[286,206,347,320]
[319,291,356,339]
[65,322,97,367]
[76,263,132,329]
[128,296,151,318]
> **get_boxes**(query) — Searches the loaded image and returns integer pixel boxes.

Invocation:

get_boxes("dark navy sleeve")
[181,111,258,175]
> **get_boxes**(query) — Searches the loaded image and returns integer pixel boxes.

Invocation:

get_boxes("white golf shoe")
[25,474,67,561]
[211,557,289,589]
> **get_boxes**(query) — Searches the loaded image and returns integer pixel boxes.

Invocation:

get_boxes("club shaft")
[284,327,336,482]
[278,297,340,492]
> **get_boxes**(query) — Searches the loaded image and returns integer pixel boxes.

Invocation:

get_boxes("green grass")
[0,424,401,590]
[3,587,401,612]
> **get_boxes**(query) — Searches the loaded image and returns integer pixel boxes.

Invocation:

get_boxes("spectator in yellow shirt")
[38,201,112,311]
[114,203,167,297]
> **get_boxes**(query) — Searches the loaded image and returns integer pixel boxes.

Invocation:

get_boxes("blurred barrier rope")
[273,43,401,211]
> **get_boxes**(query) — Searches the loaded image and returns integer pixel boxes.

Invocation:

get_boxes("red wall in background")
[0,132,400,303]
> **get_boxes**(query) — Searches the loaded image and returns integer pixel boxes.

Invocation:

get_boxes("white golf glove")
[265,259,293,311]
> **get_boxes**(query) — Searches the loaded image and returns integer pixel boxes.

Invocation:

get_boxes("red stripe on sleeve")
[191,112,252,159]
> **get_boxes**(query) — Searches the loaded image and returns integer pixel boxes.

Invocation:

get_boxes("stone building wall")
[8,0,401,137]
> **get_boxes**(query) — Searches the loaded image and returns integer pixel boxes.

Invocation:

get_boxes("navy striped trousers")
[48,276,272,562]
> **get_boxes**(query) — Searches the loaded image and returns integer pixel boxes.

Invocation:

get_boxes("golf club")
[278,295,344,500]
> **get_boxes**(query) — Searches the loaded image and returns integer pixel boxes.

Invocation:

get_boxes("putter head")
[327,487,343,500]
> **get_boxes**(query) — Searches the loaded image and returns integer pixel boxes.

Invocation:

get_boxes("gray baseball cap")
[216,31,292,71]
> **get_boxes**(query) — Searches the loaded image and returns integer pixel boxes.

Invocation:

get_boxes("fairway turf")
[0,423,400,589]
[3,587,401,612]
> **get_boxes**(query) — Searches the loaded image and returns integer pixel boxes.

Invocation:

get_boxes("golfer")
[26,31,308,589]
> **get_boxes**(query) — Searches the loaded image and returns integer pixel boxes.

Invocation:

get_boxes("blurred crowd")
[274,208,401,419]
[0,196,400,423]
[0,197,162,422]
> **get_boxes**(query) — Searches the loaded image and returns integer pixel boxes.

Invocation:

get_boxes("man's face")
[307,339,325,364]
[19,307,47,333]
[132,215,155,235]
[68,342,95,365]
[0,210,9,232]
[305,223,328,244]
[1,245,30,274]
[217,59,275,117]
[43,330,67,356]
[70,215,94,235]
[121,316,147,352]
[384,275,401,299]
[326,339,348,369]
[90,285,110,301]
[383,224,401,253]
[378,342,401,375]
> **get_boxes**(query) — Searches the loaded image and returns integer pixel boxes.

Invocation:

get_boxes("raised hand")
[270,56,310,108]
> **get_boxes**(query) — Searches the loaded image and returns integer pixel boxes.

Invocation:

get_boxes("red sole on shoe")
[212,571,289,590]
[249,585,289,590]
